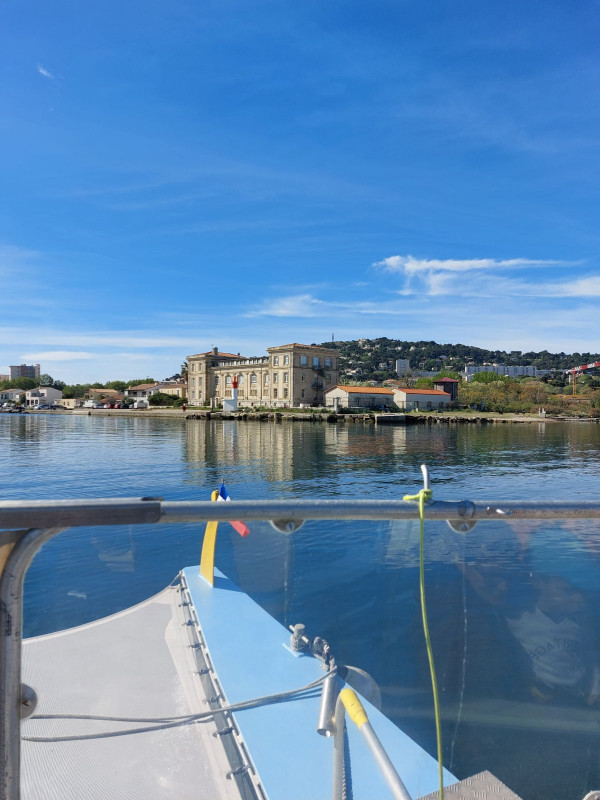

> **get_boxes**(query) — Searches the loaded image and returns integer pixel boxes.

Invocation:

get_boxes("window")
[226,375,231,385]
[214,376,220,386]
[191,377,195,387]
[264,374,269,384]
[313,357,320,367]
[198,376,202,385]
[325,358,332,368]
[300,356,307,366]
[238,375,244,385]
[326,374,331,381]
[301,389,305,398]
[283,388,288,398]
[273,373,278,383]
[273,356,279,365]
[301,373,305,381]
[250,373,257,384]
[273,388,278,398]
[283,355,289,365]
[191,362,196,371]
[283,372,288,383]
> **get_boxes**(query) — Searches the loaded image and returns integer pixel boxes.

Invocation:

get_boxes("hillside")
[319,337,600,382]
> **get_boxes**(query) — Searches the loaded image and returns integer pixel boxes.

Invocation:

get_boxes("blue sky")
[2,0,599,382]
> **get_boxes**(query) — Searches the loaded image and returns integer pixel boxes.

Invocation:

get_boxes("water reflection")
[3,414,600,800]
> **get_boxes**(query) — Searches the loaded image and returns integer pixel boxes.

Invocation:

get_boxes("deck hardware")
[197,668,211,675]
[205,694,223,704]
[184,619,195,626]
[178,601,190,607]
[270,519,304,533]
[317,673,341,737]
[289,623,309,652]
[213,726,235,737]
[20,685,37,719]
[226,765,250,779]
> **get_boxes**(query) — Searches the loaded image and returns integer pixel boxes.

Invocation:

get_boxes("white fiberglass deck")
[21,566,456,800]
[21,585,246,800]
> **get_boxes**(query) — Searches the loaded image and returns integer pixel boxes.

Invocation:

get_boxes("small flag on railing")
[218,482,250,537]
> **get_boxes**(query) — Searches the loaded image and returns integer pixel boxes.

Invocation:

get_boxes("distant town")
[2,337,600,417]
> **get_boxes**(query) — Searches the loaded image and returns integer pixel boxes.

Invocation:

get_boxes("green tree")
[471,372,510,384]
[38,374,54,386]
[434,369,461,380]
[127,378,155,387]
[180,362,189,380]
[13,377,36,390]
[148,392,175,406]
[106,380,127,392]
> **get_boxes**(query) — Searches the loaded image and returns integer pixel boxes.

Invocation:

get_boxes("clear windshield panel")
[20,515,600,800]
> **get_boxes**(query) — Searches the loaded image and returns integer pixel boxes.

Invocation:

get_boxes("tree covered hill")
[318,337,600,382]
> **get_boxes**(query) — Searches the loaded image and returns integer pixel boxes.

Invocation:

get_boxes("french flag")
[218,482,250,537]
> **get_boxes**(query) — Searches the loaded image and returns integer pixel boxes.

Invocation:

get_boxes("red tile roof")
[127,383,158,390]
[433,377,459,383]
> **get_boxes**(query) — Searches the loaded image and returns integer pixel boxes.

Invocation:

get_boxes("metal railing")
[4,494,600,798]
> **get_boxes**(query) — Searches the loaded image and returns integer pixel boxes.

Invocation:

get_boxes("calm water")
[3,413,600,800]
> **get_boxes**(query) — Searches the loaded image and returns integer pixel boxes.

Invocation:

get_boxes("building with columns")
[186,343,340,408]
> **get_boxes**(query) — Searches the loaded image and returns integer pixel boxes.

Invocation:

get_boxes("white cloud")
[37,64,55,80]
[247,294,325,317]
[20,351,95,362]
[370,253,598,299]
[372,254,567,275]
[245,294,412,319]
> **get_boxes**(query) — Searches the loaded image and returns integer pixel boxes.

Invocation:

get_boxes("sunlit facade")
[186,343,339,408]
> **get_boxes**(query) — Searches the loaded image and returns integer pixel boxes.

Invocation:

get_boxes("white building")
[25,387,63,407]
[395,359,411,376]
[392,388,451,411]
[0,389,25,405]
[324,386,395,409]
[124,383,161,399]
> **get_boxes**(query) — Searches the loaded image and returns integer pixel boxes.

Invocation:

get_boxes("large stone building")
[186,343,340,408]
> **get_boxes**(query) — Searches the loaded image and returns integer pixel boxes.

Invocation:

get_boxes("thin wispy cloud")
[424,272,600,298]
[245,294,409,318]
[371,254,595,299]
[36,64,55,80]
[372,255,570,275]
[20,351,95,362]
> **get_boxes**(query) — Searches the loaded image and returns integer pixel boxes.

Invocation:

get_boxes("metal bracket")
[269,519,304,533]
[447,500,478,533]
[20,684,37,719]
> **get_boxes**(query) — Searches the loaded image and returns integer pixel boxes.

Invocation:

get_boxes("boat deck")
[21,584,251,800]
[21,567,457,799]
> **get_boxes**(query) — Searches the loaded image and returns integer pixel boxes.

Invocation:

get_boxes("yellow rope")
[403,487,443,800]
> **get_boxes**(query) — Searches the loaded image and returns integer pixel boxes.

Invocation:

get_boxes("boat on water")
[3,474,600,800]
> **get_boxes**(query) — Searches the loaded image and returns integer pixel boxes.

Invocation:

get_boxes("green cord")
[403,487,444,800]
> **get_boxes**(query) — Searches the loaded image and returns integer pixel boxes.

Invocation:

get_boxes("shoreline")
[6,408,598,424]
